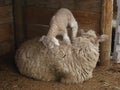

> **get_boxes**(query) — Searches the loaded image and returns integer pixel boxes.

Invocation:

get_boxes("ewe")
[15,30,108,84]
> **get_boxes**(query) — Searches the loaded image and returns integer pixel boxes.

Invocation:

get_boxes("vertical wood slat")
[0,24,12,42]
[0,41,14,56]
[13,0,26,48]
[0,0,14,56]
[0,6,12,24]
[100,0,113,67]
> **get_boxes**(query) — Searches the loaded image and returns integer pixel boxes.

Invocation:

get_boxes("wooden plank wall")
[23,0,101,39]
[0,0,14,56]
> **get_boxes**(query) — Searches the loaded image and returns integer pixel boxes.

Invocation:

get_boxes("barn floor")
[0,55,120,90]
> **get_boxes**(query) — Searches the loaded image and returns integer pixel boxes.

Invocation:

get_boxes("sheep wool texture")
[15,35,100,84]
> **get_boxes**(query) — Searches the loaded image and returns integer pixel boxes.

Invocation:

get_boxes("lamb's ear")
[98,34,109,42]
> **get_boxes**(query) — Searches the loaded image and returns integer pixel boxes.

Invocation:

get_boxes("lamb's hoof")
[54,42,60,46]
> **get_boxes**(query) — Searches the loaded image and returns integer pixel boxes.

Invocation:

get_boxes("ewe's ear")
[98,34,109,42]
[39,35,46,41]
[79,29,85,34]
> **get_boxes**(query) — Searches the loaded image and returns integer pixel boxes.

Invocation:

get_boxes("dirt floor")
[0,55,120,90]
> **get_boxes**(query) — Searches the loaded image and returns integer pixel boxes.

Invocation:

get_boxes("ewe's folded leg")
[41,74,56,81]
[61,74,83,84]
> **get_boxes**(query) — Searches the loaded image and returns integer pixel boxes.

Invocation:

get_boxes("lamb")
[40,8,78,48]
[15,30,108,84]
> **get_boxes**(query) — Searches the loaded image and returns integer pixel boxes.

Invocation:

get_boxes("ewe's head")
[80,29,108,45]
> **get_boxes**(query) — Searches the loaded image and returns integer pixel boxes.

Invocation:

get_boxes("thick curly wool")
[56,37,99,83]
[15,30,107,84]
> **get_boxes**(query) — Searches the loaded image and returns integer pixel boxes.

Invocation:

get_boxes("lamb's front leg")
[63,30,71,45]
[48,37,60,48]
[70,20,78,41]
[52,37,60,46]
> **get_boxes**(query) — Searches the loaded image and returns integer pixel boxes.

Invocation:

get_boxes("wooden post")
[12,0,26,49]
[99,0,113,68]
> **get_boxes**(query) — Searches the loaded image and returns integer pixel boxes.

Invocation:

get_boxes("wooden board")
[74,12,100,32]
[0,0,12,6]
[0,24,13,42]
[26,0,101,13]
[0,6,12,24]
[26,24,49,39]
[0,5,14,56]
[0,40,14,56]
[25,7,54,25]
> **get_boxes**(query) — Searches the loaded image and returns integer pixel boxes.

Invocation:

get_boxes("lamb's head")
[80,29,108,45]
